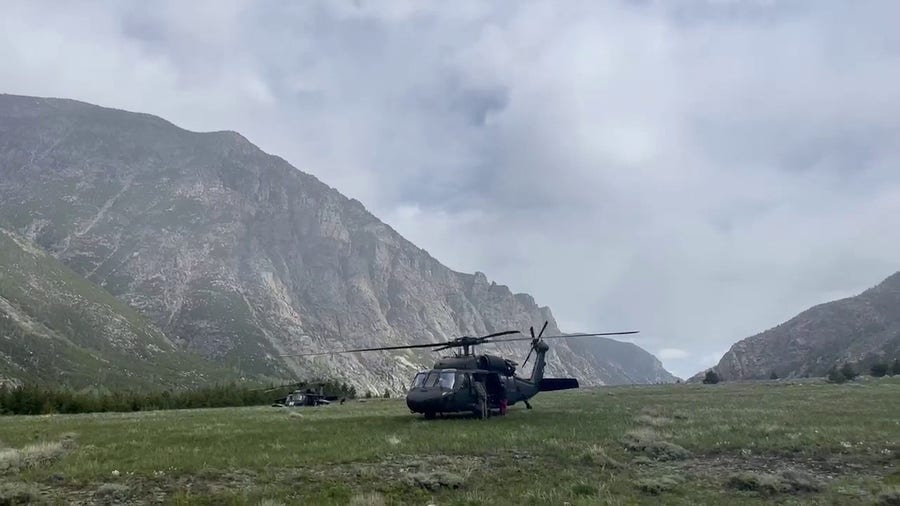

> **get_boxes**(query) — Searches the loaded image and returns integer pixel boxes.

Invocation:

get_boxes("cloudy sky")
[4,0,899,378]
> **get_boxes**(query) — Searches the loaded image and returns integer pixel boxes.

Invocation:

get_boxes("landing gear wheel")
[424,411,436,420]
[473,383,488,420]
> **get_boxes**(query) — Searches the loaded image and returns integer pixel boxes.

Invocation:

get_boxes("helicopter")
[281,321,638,419]
[253,382,339,408]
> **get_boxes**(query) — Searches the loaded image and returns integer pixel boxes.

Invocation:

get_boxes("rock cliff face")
[704,272,900,380]
[0,94,675,392]
[0,227,228,388]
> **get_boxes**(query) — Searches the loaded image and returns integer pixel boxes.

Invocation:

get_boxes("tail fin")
[538,378,579,392]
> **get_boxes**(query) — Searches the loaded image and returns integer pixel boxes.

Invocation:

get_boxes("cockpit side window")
[439,371,456,389]
[425,371,441,388]
[410,372,427,389]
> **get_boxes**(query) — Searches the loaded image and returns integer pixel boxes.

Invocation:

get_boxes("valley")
[1,379,898,504]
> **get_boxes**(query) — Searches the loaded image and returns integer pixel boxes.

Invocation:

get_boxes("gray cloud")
[3,0,899,378]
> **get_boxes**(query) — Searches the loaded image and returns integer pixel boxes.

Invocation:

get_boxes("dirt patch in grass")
[92,482,132,505]
[401,470,464,491]
[679,452,887,483]
[346,454,481,490]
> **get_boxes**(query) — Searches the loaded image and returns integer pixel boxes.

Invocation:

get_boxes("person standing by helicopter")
[496,376,508,415]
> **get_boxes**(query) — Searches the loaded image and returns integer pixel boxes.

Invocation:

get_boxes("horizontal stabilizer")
[539,378,579,392]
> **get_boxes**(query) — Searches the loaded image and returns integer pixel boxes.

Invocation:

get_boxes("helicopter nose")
[405,389,447,413]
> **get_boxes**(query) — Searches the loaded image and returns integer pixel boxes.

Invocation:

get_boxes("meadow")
[1,378,898,505]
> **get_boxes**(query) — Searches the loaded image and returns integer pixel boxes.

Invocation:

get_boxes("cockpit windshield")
[415,370,457,390]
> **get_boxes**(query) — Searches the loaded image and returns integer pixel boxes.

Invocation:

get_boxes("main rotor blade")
[279,341,445,357]
[538,321,549,339]
[478,330,521,340]
[249,382,298,393]
[484,330,640,344]
[539,331,639,340]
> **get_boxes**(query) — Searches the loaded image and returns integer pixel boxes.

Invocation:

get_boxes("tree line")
[0,379,358,416]
[702,357,900,385]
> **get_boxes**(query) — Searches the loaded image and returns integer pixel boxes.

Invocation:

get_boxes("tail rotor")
[522,320,549,368]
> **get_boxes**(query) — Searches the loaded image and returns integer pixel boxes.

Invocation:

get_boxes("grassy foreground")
[1,379,898,505]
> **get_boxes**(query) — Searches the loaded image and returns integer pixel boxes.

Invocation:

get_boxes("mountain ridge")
[698,271,900,380]
[0,93,676,392]
[0,226,232,389]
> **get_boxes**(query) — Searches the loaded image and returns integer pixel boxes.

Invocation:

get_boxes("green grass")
[1,379,898,505]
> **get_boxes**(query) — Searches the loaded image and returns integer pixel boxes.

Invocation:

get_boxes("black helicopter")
[253,382,339,408]
[282,322,637,419]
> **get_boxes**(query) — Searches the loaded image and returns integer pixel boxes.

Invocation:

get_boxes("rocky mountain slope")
[0,94,675,392]
[704,272,900,380]
[0,227,230,389]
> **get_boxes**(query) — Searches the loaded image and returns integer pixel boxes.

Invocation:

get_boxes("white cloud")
[658,348,690,361]
[2,0,899,380]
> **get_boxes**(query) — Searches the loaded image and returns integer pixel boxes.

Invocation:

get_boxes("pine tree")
[870,362,889,378]
[702,370,720,384]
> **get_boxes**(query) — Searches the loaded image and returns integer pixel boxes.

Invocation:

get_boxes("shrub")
[871,363,890,378]
[623,429,691,461]
[635,475,682,495]
[571,483,598,496]
[826,367,847,384]
[726,470,822,495]
[702,370,720,384]
[769,371,779,380]
[402,470,464,491]
[876,486,900,506]
[727,472,783,494]
[840,363,858,381]
[0,482,39,504]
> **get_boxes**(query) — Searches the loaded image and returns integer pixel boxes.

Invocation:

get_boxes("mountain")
[702,272,900,380]
[0,93,676,392]
[0,227,230,389]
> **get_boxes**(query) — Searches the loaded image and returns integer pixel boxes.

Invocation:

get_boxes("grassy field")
[1,378,898,505]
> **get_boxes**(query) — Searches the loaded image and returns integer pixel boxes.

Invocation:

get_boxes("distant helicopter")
[253,382,339,408]
[281,322,637,419]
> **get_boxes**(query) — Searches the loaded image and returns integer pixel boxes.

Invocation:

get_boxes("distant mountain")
[0,94,676,392]
[0,227,229,389]
[702,272,900,380]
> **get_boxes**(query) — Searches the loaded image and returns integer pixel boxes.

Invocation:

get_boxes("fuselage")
[404,344,551,416]
[404,368,541,415]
